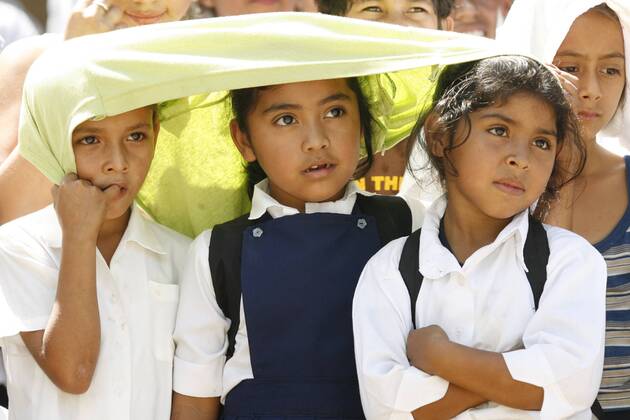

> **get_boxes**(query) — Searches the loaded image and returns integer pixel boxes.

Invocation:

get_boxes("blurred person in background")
[0,1,41,49]
[452,0,512,38]
[317,0,454,196]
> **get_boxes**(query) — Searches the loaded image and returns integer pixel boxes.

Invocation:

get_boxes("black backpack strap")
[591,399,605,419]
[523,216,550,310]
[398,229,423,329]
[354,194,412,245]
[208,213,266,360]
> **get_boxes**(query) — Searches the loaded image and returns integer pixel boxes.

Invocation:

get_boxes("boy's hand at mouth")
[52,173,121,242]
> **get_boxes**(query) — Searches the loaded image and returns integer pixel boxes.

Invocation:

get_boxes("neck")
[97,208,131,265]
[442,201,512,263]
[580,136,621,176]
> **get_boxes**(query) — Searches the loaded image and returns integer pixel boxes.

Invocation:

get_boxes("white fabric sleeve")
[0,229,58,338]
[502,227,607,420]
[353,239,449,419]
[172,230,230,398]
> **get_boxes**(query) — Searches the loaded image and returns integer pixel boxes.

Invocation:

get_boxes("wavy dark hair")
[316,0,455,27]
[231,78,375,198]
[410,55,586,220]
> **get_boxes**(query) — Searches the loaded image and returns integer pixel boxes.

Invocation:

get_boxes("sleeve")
[0,228,58,338]
[172,229,231,398]
[352,239,449,419]
[502,229,607,419]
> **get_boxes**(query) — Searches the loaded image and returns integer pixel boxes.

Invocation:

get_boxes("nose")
[506,142,529,170]
[302,121,330,152]
[104,143,129,173]
[578,70,602,102]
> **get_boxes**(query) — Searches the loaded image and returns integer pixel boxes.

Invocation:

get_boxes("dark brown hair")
[411,56,586,220]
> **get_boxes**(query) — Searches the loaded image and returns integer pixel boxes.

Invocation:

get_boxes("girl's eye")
[128,132,146,142]
[275,115,296,126]
[362,6,383,13]
[488,126,508,137]
[533,138,551,150]
[408,7,428,13]
[79,136,99,145]
[604,67,621,76]
[325,107,345,118]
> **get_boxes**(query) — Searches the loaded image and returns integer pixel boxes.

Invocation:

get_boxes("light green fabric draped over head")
[19,12,503,237]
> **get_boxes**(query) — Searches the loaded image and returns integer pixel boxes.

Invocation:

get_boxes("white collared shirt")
[353,197,607,420]
[173,180,424,402]
[0,203,191,420]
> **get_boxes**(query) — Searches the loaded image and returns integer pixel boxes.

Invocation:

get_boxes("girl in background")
[499,1,630,417]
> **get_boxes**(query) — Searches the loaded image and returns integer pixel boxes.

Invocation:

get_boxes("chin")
[105,204,133,221]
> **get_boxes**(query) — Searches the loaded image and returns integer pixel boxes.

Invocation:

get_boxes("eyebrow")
[73,122,152,134]
[262,92,352,114]
[555,50,625,60]
[479,113,558,137]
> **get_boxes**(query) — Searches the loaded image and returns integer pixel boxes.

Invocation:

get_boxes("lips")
[124,10,167,25]
[493,179,525,196]
[304,163,334,173]
[577,110,601,121]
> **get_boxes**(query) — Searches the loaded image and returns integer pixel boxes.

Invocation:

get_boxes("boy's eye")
[79,136,99,145]
[533,138,551,150]
[558,65,578,74]
[275,115,297,126]
[488,126,508,137]
[325,107,345,118]
[128,132,146,142]
[604,67,622,76]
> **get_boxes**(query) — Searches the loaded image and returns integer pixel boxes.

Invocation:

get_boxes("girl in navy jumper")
[170,77,423,419]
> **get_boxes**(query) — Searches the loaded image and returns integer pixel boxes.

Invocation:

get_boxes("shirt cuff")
[394,366,450,411]
[503,348,574,418]
[173,356,224,398]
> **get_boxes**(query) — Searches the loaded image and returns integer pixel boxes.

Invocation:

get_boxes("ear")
[442,16,455,32]
[423,112,446,158]
[230,119,257,162]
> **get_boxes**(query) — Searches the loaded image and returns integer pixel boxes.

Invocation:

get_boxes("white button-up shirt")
[173,180,424,402]
[353,197,607,419]
[0,204,190,420]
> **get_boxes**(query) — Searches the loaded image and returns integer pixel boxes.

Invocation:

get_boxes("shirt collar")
[248,179,367,220]
[43,202,168,255]
[418,195,530,279]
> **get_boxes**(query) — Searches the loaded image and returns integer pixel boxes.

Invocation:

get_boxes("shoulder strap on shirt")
[208,213,264,360]
[523,216,549,310]
[354,194,412,245]
[398,228,423,329]
[398,215,550,329]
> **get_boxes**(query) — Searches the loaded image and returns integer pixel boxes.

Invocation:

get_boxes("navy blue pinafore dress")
[210,195,411,420]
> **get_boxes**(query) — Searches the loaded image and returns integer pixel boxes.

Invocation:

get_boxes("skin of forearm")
[31,236,101,393]
[171,393,221,420]
[411,383,487,419]
[428,341,543,410]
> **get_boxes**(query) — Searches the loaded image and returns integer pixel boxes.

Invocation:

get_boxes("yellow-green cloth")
[19,12,503,237]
